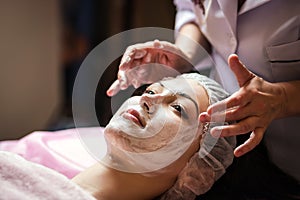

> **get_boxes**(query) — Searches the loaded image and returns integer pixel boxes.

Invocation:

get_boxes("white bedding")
[0,151,95,200]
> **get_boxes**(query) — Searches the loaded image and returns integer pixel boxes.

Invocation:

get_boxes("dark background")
[0,0,176,139]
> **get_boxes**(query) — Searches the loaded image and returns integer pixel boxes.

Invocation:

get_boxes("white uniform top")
[174,0,300,183]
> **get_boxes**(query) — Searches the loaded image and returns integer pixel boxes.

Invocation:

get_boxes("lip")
[123,109,146,128]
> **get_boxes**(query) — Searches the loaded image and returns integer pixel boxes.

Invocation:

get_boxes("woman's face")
[104,77,209,153]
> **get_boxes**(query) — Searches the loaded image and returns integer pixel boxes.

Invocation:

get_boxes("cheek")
[160,120,180,134]
[104,126,120,146]
[104,126,136,152]
[115,96,140,114]
[148,111,182,136]
[148,120,181,144]
[127,120,182,152]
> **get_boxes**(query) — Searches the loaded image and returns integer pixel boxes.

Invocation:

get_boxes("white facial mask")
[102,78,202,174]
[103,109,199,174]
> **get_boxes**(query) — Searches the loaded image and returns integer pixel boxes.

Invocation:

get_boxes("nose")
[140,94,162,114]
[139,92,175,113]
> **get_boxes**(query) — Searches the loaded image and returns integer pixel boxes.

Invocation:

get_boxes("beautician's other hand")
[106,40,192,96]
[199,54,286,157]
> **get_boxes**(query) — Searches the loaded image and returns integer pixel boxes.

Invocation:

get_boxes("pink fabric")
[0,151,96,200]
[0,127,103,178]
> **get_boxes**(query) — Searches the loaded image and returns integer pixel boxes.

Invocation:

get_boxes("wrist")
[275,80,300,118]
[275,82,288,119]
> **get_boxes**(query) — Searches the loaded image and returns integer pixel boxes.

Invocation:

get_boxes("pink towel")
[0,127,102,178]
[0,151,95,200]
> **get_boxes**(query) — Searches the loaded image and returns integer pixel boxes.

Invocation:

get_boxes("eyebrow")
[159,82,199,115]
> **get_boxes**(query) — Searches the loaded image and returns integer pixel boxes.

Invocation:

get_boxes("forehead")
[160,78,199,99]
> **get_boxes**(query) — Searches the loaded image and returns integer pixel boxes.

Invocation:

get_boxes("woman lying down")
[0,73,236,200]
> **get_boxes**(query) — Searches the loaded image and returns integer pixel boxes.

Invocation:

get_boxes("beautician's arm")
[175,22,211,67]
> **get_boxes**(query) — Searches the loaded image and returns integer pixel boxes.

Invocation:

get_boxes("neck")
[72,162,176,200]
[72,131,201,199]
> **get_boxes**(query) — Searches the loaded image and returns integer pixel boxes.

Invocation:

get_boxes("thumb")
[228,54,254,87]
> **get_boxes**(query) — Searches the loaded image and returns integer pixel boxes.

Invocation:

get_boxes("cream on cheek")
[105,103,181,152]
[102,97,200,173]
[103,121,199,174]
[128,110,181,151]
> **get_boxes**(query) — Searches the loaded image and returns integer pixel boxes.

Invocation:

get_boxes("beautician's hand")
[106,40,192,96]
[199,54,286,157]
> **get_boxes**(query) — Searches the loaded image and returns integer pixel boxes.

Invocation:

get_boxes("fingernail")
[124,56,131,63]
[211,127,222,137]
[199,113,210,122]
[198,114,207,122]
[106,89,113,96]
[107,87,119,96]
[154,40,163,49]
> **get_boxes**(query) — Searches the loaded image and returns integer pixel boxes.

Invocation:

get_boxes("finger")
[206,100,228,114]
[127,42,155,58]
[143,51,152,63]
[234,128,264,157]
[154,40,183,57]
[210,117,257,137]
[126,67,142,89]
[131,59,142,70]
[207,103,257,123]
[198,112,210,123]
[132,78,141,88]
[117,70,129,89]
[207,91,250,115]
[133,49,147,59]
[106,80,121,96]
[153,39,163,49]
[119,54,133,71]
[228,54,255,87]
[119,47,145,70]
[160,54,168,65]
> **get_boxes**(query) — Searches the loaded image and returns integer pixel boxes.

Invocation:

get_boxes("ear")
[197,122,208,146]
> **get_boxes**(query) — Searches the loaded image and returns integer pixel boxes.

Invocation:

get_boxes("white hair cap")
[160,73,236,199]
[179,73,229,105]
